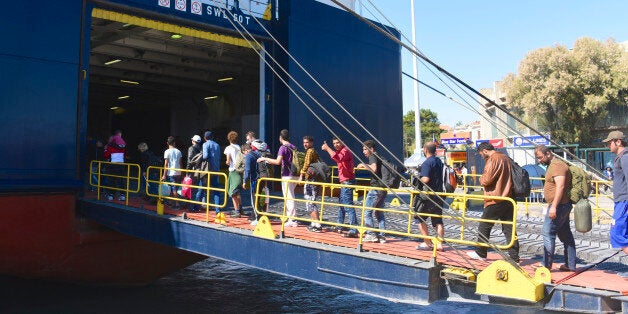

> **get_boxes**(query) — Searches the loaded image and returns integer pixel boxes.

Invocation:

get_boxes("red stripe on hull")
[0,194,204,284]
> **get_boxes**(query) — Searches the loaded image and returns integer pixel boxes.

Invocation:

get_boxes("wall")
[272,0,403,163]
[0,1,83,191]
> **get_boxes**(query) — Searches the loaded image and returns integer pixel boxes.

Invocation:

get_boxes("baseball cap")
[191,135,202,143]
[602,130,625,142]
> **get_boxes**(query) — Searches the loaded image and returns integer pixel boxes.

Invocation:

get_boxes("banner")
[513,135,551,147]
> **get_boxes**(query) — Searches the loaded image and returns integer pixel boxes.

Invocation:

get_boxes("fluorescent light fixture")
[117,95,130,100]
[122,23,133,28]
[120,79,140,85]
[171,34,182,39]
[104,59,122,65]
[204,96,218,100]
[217,77,233,82]
[110,106,120,110]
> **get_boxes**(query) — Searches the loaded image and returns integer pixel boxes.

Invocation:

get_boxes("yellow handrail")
[89,160,229,221]
[89,160,140,206]
[254,177,519,258]
[145,166,229,222]
[460,173,615,221]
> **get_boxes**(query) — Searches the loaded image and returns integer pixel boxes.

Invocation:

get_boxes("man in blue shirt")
[416,142,444,251]
[196,131,221,212]
[604,131,628,255]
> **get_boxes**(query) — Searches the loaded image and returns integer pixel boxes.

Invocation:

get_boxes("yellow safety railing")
[460,173,615,222]
[254,177,518,258]
[145,166,228,222]
[89,161,140,206]
[592,179,614,223]
[461,173,484,192]
[328,166,373,195]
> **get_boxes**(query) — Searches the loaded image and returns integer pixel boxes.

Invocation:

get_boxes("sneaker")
[250,220,258,226]
[343,231,358,238]
[378,236,387,243]
[118,195,126,201]
[106,195,114,201]
[307,225,322,233]
[466,251,485,261]
[363,234,379,242]
[231,211,241,218]
[285,220,298,227]
[328,226,344,234]
[416,242,432,250]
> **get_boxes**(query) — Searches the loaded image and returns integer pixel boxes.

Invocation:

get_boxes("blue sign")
[475,139,488,148]
[513,135,551,147]
[441,137,467,145]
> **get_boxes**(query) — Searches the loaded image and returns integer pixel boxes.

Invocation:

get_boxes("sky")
[352,0,628,127]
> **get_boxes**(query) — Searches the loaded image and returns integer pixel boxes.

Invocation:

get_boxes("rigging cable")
[221,1,514,272]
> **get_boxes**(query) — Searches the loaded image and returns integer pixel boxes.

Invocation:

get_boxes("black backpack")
[147,151,163,167]
[306,161,331,182]
[509,158,531,198]
[257,150,273,178]
[380,159,401,188]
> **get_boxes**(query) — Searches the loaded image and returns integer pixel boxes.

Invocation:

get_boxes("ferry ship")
[2,0,626,312]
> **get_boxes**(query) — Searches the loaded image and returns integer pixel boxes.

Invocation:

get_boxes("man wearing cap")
[604,131,628,254]
[186,135,203,211]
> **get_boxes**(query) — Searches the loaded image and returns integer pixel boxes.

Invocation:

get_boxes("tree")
[402,109,441,156]
[503,37,628,146]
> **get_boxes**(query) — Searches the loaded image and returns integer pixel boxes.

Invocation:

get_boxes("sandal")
[531,263,545,269]
[559,264,574,272]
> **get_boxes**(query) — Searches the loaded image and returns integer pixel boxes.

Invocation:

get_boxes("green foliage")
[504,37,628,146]
[402,109,441,156]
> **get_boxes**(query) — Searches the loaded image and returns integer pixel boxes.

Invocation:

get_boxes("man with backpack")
[186,135,203,211]
[357,140,387,243]
[299,135,323,233]
[534,144,575,271]
[197,131,221,214]
[603,131,628,255]
[467,142,520,262]
[415,142,445,251]
[241,143,261,225]
[138,142,160,203]
[258,129,299,227]
[224,131,244,218]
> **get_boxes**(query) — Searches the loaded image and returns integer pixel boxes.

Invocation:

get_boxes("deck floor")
[85,192,628,296]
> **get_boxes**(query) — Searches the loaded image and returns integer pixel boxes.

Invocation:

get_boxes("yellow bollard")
[157,199,164,215]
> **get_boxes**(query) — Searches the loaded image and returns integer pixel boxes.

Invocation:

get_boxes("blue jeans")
[194,176,222,212]
[542,203,576,269]
[338,180,357,232]
[364,189,387,236]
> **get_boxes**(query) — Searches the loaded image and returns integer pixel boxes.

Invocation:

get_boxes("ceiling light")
[217,77,233,82]
[110,106,120,110]
[204,96,218,100]
[171,34,182,39]
[120,79,140,85]
[118,95,130,100]
[122,23,133,28]
[104,59,122,65]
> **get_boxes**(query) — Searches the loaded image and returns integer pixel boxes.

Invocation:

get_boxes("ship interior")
[87,12,261,161]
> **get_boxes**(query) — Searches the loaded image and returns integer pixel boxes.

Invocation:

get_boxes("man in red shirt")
[322,137,358,237]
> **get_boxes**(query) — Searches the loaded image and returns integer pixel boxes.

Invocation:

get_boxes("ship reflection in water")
[1,258,547,313]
